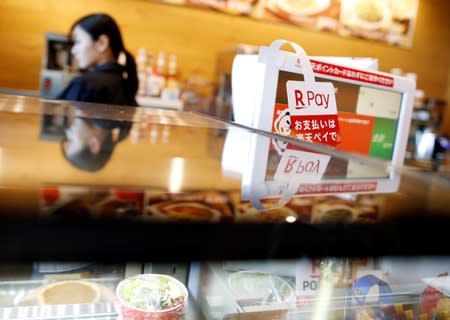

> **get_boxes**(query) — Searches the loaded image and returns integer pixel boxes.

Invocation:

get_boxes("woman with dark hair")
[57,13,138,106]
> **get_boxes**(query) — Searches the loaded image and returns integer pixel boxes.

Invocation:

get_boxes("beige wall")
[0,1,449,105]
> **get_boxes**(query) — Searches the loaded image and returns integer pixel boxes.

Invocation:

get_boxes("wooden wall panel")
[0,0,449,105]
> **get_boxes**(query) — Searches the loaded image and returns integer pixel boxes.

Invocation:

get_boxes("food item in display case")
[264,0,340,31]
[311,196,379,223]
[145,191,233,222]
[340,0,392,31]
[233,199,304,223]
[311,198,355,223]
[16,280,117,306]
[275,0,331,16]
[435,298,450,319]
[421,272,449,318]
[232,193,380,223]
[320,258,352,288]
[40,185,145,219]
[228,270,295,310]
[337,0,418,46]
[355,305,424,320]
[38,280,101,305]
[149,201,220,221]
[231,191,313,223]
[115,274,188,320]
[354,0,386,23]
[354,194,380,222]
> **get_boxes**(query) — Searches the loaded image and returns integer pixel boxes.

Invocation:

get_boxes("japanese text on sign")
[310,60,394,87]
[291,114,340,145]
[297,182,377,194]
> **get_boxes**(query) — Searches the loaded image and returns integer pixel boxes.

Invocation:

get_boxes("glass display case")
[0,94,448,319]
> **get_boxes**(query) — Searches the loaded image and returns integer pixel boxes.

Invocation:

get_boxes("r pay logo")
[286,81,337,116]
[294,89,330,109]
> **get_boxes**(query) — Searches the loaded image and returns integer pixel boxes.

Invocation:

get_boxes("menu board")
[152,0,419,48]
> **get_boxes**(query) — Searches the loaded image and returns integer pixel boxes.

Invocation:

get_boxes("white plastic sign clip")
[241,39,337,210]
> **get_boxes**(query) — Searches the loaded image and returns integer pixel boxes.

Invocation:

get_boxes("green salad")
[120,275,185,311]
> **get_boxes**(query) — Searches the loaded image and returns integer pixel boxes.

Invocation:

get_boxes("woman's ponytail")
[122,49,138,100]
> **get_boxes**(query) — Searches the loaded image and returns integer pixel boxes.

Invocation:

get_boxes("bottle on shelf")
[147,51,167,97]
[161,54,181,101]
[166,54,179,88]
[144,51,154,97]
[136,48,148,96]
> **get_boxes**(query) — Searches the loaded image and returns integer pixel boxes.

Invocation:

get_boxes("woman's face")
[71,25,100,69]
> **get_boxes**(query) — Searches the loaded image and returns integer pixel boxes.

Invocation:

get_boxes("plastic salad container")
[115,274,188,320]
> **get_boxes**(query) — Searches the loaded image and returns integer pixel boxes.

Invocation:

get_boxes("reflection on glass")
[38,100,136,173]
[61,117,132,172]
[241,130,394,212]
[169,157,185,193]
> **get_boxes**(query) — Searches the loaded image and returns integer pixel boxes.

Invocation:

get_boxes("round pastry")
[236,199,298,223]
[312,199,355,223]
[38,280,101,305]
[276,0,331,16]
[341,0,392,31]
[147,201,222,222]
[355,0,385,23]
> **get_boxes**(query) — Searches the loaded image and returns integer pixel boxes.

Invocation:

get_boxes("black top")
[57,62,137,106]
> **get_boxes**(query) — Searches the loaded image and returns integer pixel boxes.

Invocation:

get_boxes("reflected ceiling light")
[417,130,436,159]
[311,281,332,320]
[285,215,296,223]
[169,157,184,193]
[150,126,158,144]
[162,126,170,143]
[13,103,24,113]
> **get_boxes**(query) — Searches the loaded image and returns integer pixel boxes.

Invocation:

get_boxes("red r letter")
[295,90,304,107]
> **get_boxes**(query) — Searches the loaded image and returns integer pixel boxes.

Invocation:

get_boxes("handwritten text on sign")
[274,148,331,183]
[286,80,341,146]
